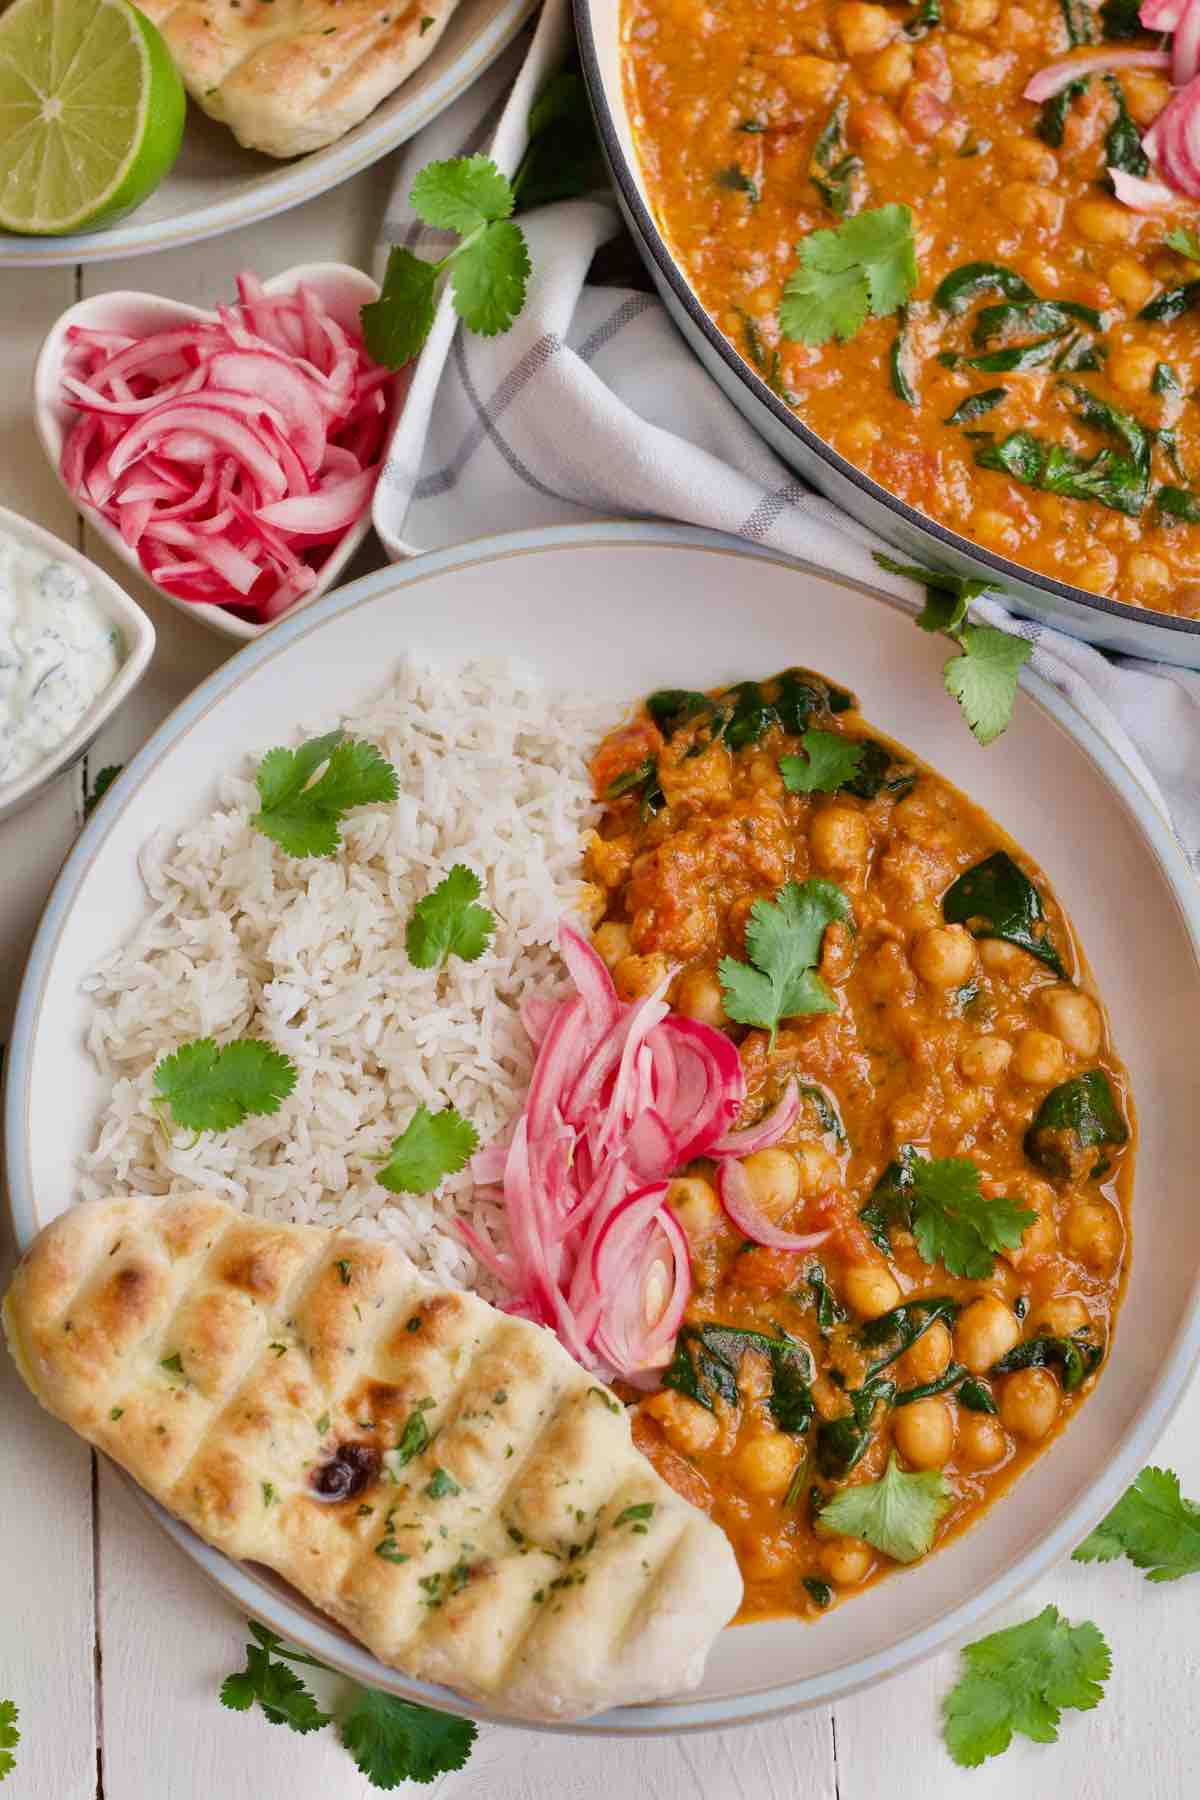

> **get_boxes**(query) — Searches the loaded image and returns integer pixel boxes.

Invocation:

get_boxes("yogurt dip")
[0,527,122,789]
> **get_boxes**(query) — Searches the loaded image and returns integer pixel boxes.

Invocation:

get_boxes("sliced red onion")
[709,1078,803,1158]
[1142,0,1186,27]
[625,1108,681,1181]
[559,919,621,1034]
[1150,76,1200,196]
[1111,167,1179,207]
[717,1158,832,1253]
[1176,0,1200,86]
[1023,47,1170,102]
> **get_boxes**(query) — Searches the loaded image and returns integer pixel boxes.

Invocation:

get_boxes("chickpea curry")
[622,0,1200,616]
[584,670,1133,1621]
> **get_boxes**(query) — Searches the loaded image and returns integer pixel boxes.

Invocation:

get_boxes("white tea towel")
[374,0,1200,865]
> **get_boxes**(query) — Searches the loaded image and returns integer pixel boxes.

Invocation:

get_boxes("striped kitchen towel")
[373,0,1200,863]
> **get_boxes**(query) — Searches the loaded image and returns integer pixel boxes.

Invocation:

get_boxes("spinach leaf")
[646,688,711,734]
[1104,73,1149,177]
[809,100,862,217]
[1101,0,1142,34]
[1060,381,1152,473]
[859,1294,960,1380]
[991,1332,1104,1393]
[1139,282,1200,324]
[839,737,917,800]
[1054,333,1104,372]
[803,1577,834,1608]
[904,0,941,35]
[774,667,855,730]
[1037,76,1088,146]
[965,336,1066,374]
[715,164,760,203]
[1156,485,1200,524]
[1153,360,1183,397]
[895,1362,969,1406]
[815,1376,896,1478]
[739,311,800,404]
[803,1262,848,1334]
[957,1377,998,1414]
[722,681,779,750]
[1025,1070,1129,1177]
[933,263,1036,315]
[799,1082,847,1140]
[663,1324,815,1434]
[945,387,1007,425]
[972,299,1103,345]
[942,850,1066,975]
[974,431,1148,517]
[891,310,919,406]
[1059,0,1094,44]
[604,755,664,819]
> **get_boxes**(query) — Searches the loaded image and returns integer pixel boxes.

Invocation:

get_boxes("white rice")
[80,654,611,1297]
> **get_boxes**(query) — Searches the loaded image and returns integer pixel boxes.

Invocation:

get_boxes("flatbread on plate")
[3,1193,742,1720]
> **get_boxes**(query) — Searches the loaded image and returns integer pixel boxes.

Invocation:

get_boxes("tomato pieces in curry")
[622,0,1200,615]
[584,671,1133,1622]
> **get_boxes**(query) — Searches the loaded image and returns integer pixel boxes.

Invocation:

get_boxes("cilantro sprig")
[780,204,916,345]
[374,1104,479,1195]
[252,729,399,859]
[718,879,852,1044]
[875,554,1032,745]
[220,1622,476,1788]
[0,1700,18,1783]
[779,730,865,794]
[1073,1466,1200,1581]
[942,1606,1111,1768]
[406,865,495,969]
[818,1452,952,1563]
[153,1038,297,1134]
[862,1146,1035,1279]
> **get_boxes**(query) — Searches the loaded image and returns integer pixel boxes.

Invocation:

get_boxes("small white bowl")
[33,263,401,645]
[0,504,155,823]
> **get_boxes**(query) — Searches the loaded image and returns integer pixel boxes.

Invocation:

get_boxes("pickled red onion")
[1022,47,1170,103]
[717,1158,833,1254]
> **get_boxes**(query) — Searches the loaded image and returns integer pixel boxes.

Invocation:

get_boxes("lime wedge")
[0,0,185,235]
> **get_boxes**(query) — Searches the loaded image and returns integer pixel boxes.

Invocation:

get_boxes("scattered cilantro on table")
[875,554,1031,745]
[83,762,123,819]
[406,865,495,969]
[0,1700,18,1782]
[818,1452,952,1563]
[220,1622,476,1788]
[1073,1466,1200,1581]
[374,1103,478,1195]
[780,204,916,345]
[251,729,398,859]
[153,1038,297,1133]
[779,730,865,794]
[864,1145,1035,1279]
[941,1605,1111,1768]
[718,878,852,1044]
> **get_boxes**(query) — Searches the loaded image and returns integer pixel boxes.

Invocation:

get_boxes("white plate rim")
[6,519,1200,1735]
[0,0,536,269]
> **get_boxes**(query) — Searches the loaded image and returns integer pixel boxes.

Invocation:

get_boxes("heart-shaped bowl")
[33,264,402,645]
[0,503,155,823]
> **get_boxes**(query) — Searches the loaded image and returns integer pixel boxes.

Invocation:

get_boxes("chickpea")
[1126,551,1171,597]
[997,182,1063,232]
[613,952,668,1002]
[999,1366,1060,1440]
[1004,1202,1056,1266]
[593,921,631,970]
[899,1321,953,1386]
[834,1,897,56]
[843,417,883,456]
[747,753,783,792]
[894,1397,955,1470]
[1064,1201,1122,1271]
[810,805,869,874]
[817,1534,874,1586]
[1002,138,1058,183]
[1013,1028,1068,1086]
[1030,1294,1089,1338]
[956,1409,1009,1469]
[979,937,1027,975]
[959,1035,1013,1084]
[946,0,998,26]
[666,1175,721,1247]
[778,54,845,105]
[1074,197,1137,245]
[911,923,977,988]
[577,881,606,927]
[735,1432,802,1498]
[1040,987,1100,1057]
[1072,546,1119,594]
[642,1388,719,1455]
[863,40,913,95]
[676,965,728,1028]
[741,1148,802,1223]
[1123,70,1172,126]
[842,1261,901,1320]
[1106,256,1156,311]
[794,1141,840,1196]
[971,508,1021,554]
[848,97,905,157]
[1107,342,1160,396]
[955,1295,1021,1374]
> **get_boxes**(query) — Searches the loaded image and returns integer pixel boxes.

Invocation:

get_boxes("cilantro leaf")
[153,1038,297,1134]
[943,625,1031,746]
[780,205,916,345]
[375,1104,478,1195]
[340,1688,477,1789]
[865,1146,1034,1278]
[718,879,852,1043]
[0,1700,18,1782]
[873,554,995,633]
[361,250,438,369]
[84,763,123,819]
[942,1605,1111,1768]
[780,730,865,794]
[219,1644,331,1734]
[818,1452,952,1562]
[410,153,513,234]
[406,865,495,969]
[252,729,399,858]
[1166,225,1200,261]
[1073,1465,1200,1581]
[450,220,532,336]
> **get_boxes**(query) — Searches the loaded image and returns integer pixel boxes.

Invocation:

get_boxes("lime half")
[0,0,185,235]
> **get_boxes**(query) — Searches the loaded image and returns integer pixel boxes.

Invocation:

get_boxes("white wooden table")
[2,170,1199,1800]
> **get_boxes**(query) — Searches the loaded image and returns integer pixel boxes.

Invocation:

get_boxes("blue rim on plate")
[6,521,1200,1735]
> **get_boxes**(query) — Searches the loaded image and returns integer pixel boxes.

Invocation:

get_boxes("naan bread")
[138,0,462,159]
[3,1194,741,1720]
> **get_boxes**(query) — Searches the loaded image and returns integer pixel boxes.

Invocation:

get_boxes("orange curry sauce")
[622,0,1200,616]
[583,671,1133,1621]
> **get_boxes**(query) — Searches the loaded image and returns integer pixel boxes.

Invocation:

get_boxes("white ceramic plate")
[0,0,535,269]
[7,523,1200,1734]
